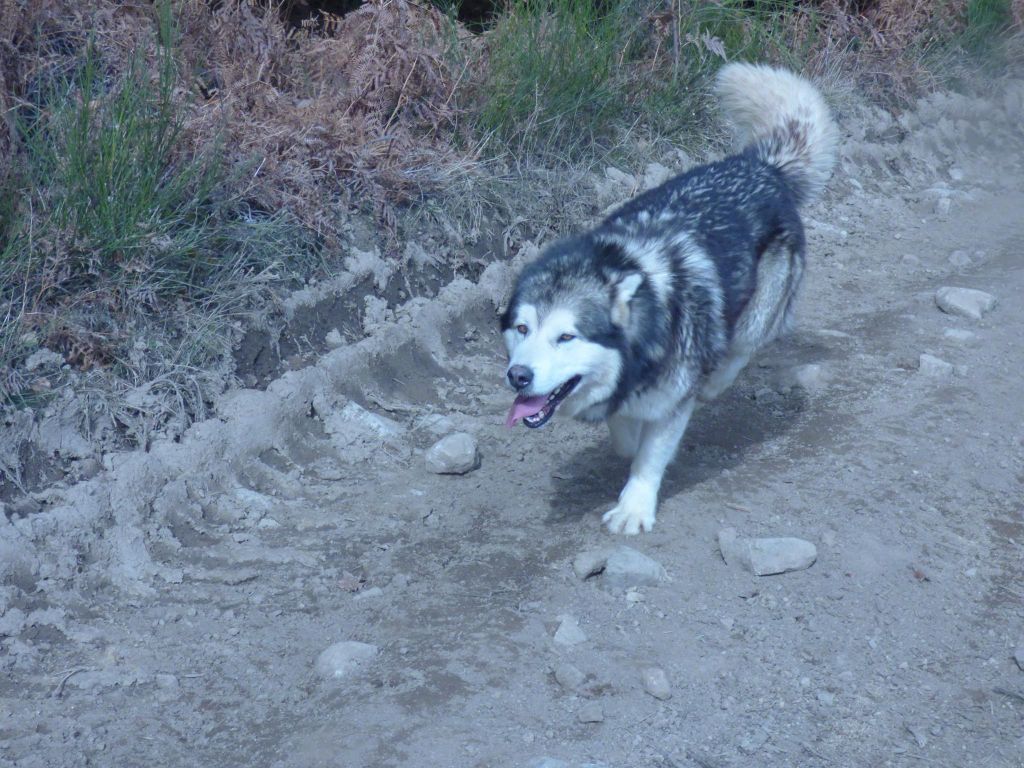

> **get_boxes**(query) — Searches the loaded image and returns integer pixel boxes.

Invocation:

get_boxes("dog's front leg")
[602,397,696,535]
[607,413,643,459]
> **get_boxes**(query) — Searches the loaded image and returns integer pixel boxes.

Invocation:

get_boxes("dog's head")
[500,237,645,428]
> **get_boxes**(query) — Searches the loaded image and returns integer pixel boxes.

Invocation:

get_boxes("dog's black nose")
[507,365,533,390]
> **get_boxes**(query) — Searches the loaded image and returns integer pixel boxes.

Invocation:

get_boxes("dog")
[500,62,839,535]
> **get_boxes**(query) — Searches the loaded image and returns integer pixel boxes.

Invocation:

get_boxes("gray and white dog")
[500,63,839,534]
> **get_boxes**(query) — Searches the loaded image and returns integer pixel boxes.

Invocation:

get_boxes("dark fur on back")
[502,148,806,418]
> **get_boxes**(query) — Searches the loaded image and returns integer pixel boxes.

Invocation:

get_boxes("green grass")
[0,5,319,412]
[474,0,829,155]
[477,0,633,152]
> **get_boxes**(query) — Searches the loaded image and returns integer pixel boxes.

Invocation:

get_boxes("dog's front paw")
[602,482,657,535]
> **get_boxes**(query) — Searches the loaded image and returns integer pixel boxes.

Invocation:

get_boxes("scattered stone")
[642,162,673,190]
[817,690,836,706]
[577,701,605,723]
[934,196,952,216]
[573,548,611,580]
[605,166,636,188]
[554,662,586,691]
[603,547,667,591]
[155,673,180,691]
[718,528,817,576]
[531,759,569,768]
[1014,648,1024,671]
[948,250,972,268]
[553,615,587,646]
[625,589,645,604]
[425,432,480,475]
[935,286,997,320]
[641,667,672,700]
[918,354,953,378]
[943,328,977,345]
[314,641,378,680]
[257,517,282,530]
[572,546,666,590]
[324,328,345,348]
[776,363,830,395]
[24,349,64,372]
[905,723,928,749]
[738,730,770,754]
[353,586,384,601]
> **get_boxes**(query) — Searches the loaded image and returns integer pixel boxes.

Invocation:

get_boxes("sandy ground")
[2,83,1024,768]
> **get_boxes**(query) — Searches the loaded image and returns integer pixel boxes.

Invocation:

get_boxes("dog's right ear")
[611,272,643,327]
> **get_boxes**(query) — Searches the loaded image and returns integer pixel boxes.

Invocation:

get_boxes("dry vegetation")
[0,0,1020,450]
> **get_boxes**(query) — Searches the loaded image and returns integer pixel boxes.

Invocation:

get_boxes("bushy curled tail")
[715,62,839,206]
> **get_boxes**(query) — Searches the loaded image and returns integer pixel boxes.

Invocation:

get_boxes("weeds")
[0,5,318,422]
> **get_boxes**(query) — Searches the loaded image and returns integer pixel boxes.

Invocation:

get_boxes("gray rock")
[641,667,672,700]
[642,162,673,190]
[605,166,636,188]
[948,250,972,268]
[777,363,830,395]
[933,196,952,215]
[531,759,569,768]
[425,432,480,475]
[1014,648,1024,671]
[155,673,180,691]
[554,662,586,690]
[817,690,836,706]
[24,349,64,372]
[935,286,997,320]
[353,586,384,601]
[738,730,770,754]
[314,641,378,679]
[718,528,817,576]
[325,328,345,348]
[573,546,666,590]
[602,547,667,591]
[573,548,611,580]
[553,615,587,646]
[577,701,604,723]
[943,328,978,345]
[918,354,953,378]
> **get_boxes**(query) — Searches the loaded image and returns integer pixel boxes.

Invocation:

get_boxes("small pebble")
[918,354,953,378]
[425,433,480,475]
[943,328,977,345]
[935,286,997,320]
[817,691,836,706]
[553,615,587,646]
[948,250,972,268]
[554,662,586,691]
[325,329,345,348]
[718,528,817,576]
[314,641,378,679]
[641,667,672,700]
[577,701,604,723]
[1014,648,1024,671]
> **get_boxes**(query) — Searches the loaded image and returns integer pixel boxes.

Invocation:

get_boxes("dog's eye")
[516,324,528,335]
[558,333,576,343]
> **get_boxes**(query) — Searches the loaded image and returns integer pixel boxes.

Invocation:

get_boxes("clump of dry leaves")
[175,0,480,237]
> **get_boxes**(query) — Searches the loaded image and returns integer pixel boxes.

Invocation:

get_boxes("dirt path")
[2,86,1024,768]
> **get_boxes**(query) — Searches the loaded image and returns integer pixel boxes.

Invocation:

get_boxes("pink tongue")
[505,395,547,427]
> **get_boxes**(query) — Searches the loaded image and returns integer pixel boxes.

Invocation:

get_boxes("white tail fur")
[715,62,839,205]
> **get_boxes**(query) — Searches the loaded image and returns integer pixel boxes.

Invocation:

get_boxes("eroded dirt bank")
[2,83,1024,767]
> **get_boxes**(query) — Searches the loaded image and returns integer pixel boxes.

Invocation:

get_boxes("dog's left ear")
[611,272,643,327]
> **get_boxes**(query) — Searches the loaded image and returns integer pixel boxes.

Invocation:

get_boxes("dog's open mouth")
[505,376,581,429]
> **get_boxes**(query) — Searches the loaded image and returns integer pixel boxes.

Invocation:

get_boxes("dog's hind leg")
[608,413,643,459]
[603,397,696,535]
[699,349,752,403]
